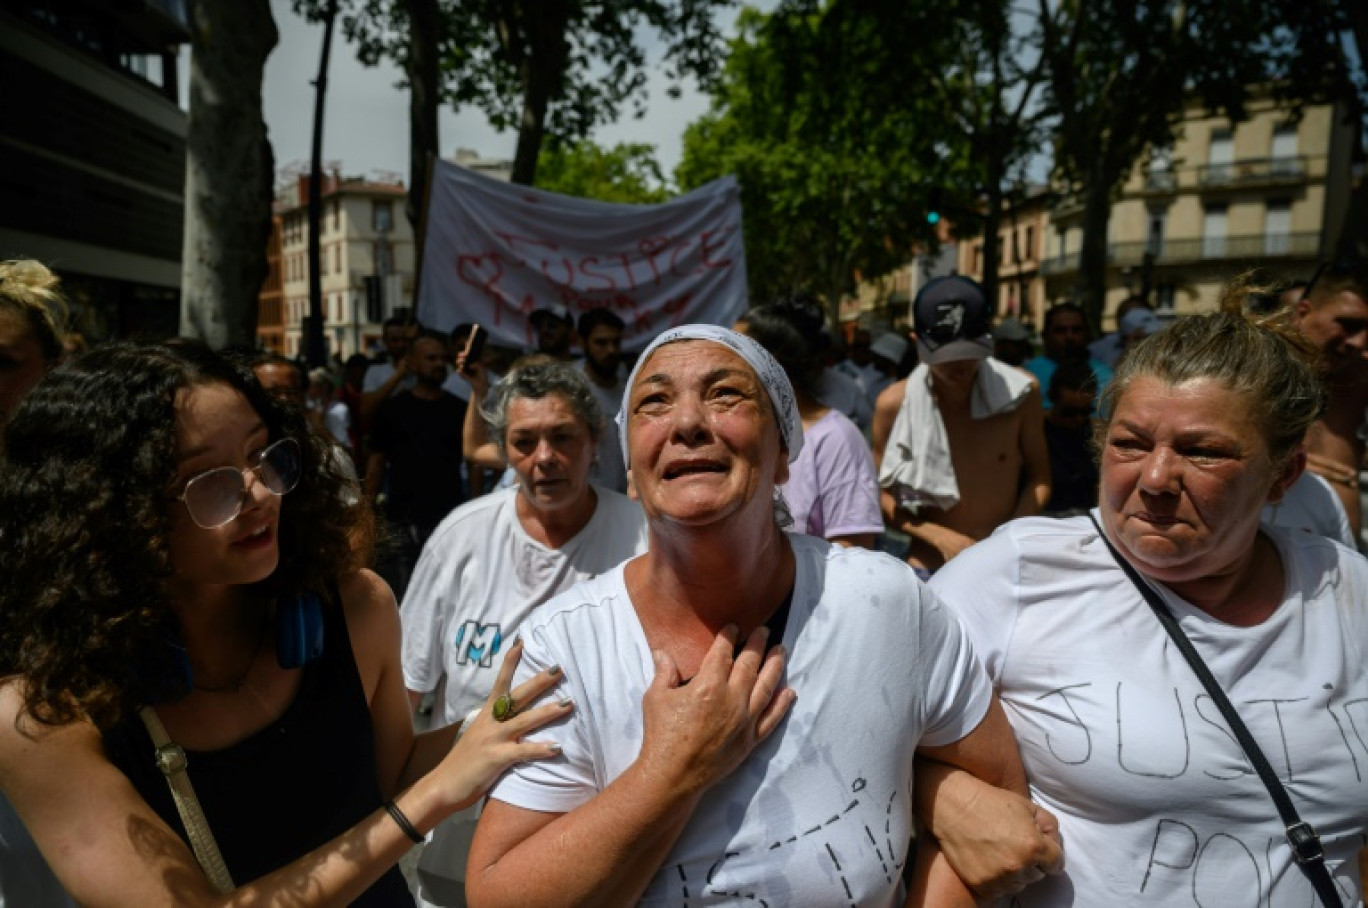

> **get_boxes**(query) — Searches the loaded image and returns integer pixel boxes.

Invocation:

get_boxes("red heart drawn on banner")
[457,253,505,292]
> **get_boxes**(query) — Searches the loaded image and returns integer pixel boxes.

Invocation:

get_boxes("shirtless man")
[1292,260,1368,536]
[874,276,1050,576]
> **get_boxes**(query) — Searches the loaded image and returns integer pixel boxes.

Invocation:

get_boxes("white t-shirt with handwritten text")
[400,486,647,902]
[490,535,993,907]
[400,485,647,724]
[932,514,1368,907]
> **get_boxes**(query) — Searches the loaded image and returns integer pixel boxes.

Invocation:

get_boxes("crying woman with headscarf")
[464,324,1061,907]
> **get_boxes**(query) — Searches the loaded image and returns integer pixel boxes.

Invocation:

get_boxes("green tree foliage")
[292,0,443,226]
[299,0,735,187]
[677,3,954,325]
[919,0,1046,316]
[534,141,669,203]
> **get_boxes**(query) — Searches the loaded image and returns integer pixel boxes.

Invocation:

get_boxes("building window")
[332,199,341,233]
[1154,284,1176,314]
[1146,145,1175,190]
[333,244,340,274]
[1207,129,1234,183]
[1147,210,1167,258]
[375,241,394,276]
[373,200,393,234]
[1203,204,1228,258]
[1271,125,1300,177]
[1023,226,1035,262]
[1264,200,1291,255]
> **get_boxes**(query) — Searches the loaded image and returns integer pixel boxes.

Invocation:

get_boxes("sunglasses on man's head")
[1300,259,1367,304]
[175,437,302,529]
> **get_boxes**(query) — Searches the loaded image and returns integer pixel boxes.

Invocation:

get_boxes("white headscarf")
[615,324,804,467]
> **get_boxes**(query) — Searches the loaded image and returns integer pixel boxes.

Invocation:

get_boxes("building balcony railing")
[1143,170,1178,191]
[1040,230,1320,275]
[1197,155,1307,187]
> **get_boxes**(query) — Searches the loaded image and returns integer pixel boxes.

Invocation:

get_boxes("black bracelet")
[384,799,425,844]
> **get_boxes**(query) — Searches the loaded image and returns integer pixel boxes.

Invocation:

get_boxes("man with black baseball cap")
[872,275,1051,577]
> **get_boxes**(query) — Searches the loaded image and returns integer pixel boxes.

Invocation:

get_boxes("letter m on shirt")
[453,620,502,668]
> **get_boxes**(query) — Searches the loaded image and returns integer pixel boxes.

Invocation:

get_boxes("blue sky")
[256,0,771,184]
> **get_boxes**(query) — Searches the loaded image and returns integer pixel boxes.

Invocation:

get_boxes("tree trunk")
[406,0,440,228]
[510,67,548,186]
[509,0,570,186]
[1073,158,1112,331]
[179,0,278,348]
[981,178,1003,315]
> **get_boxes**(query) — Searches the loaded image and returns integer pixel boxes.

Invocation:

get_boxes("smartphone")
[461,325,486,373]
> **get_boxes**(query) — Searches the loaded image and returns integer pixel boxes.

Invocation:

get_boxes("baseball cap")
[991,316,1032,343]
[869,332,909,364]
[1119,308,1163,338]
[913,276,993,364]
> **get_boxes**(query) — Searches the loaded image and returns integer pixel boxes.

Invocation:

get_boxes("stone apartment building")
[259,148,513,357]
[259,173,414,358]
[852,91,1360,337]
[1043,92,1359,328]
[958,187,1053,330]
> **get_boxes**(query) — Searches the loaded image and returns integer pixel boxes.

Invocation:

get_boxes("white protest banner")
[416,161,747,350]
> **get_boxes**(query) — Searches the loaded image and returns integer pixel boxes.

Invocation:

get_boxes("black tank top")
[103,596,414,906]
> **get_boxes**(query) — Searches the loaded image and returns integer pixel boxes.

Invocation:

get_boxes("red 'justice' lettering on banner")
[418,168,746,344]
[455,227,737,318]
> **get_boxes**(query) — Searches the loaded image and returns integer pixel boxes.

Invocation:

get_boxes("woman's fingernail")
[547,742,563,755]
[557,696,574,709]
[546,664,562,677]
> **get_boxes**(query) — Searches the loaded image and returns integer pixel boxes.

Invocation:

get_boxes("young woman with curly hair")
[0,341,570,906]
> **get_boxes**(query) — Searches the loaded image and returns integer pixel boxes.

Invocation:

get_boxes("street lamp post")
[305,0,339,368]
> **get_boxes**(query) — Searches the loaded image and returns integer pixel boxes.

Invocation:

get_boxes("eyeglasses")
[175,438,302,529]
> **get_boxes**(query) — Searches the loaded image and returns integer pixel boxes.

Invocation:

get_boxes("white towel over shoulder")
[878,358,1035,512]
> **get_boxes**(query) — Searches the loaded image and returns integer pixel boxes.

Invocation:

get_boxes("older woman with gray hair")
[464,325,1054,907]
[399,357,648,906]
[925,306,1368,906]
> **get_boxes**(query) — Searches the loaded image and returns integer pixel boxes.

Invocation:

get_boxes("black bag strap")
[1087,515,1343,908]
